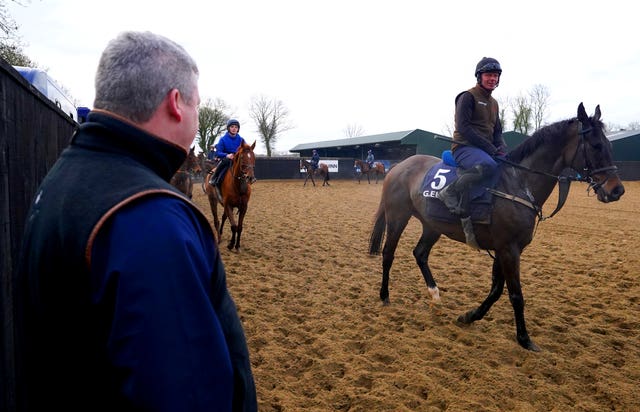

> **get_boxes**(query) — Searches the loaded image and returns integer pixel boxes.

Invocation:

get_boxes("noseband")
[233,150,256,184]
[571,124,618,195]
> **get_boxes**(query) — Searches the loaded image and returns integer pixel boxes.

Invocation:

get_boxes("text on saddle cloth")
[421,155,494,224]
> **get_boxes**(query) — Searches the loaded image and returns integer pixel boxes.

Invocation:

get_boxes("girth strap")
[486,174,572,222]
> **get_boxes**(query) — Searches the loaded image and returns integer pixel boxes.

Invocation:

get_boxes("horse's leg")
[223,204,237,251]
[500,247,539,351]
[457,256,505,324]
[457,246,539,351]
[380,216,411,305]
[413,227,442,304]
[208,193,221,236]
[234,205,248,251]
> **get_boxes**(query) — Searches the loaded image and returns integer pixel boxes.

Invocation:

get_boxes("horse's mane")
[508,118,575,163]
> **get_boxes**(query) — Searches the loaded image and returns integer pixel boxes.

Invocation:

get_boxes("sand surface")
[191,178,639,412]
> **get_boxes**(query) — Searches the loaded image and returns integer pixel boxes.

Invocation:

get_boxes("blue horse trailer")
[13,65,77,121]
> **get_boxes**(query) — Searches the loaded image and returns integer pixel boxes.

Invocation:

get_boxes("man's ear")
[167,88,182,122]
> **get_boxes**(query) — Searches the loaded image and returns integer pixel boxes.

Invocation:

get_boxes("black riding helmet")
[227,118,240,131]
[475,57,502,84]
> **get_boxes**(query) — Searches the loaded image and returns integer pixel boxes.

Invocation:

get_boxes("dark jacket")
[16,110,257,411]
[452,84,505,155]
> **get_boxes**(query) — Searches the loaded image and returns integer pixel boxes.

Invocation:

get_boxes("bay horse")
[354,159,385,184]
[369,103,625,351]
[170,147,200,199]
[203,141,256,251]
[300,159,330,187]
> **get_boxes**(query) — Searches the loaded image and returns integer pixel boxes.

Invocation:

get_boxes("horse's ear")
[251,140,256,150]
[577,102,588,122]
[594,105,601,121]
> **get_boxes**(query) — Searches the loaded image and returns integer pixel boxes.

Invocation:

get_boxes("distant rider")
[209,119,246,198]
[310,149,320,170]
[366,149,375,168]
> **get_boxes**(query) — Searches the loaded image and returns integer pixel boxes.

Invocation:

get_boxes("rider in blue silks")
[310,149,320,170]
[209,119,246,188]
[437,57,507,246]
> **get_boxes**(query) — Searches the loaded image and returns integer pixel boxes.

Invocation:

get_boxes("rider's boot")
[437,165,485,216]
[437,165,486,249]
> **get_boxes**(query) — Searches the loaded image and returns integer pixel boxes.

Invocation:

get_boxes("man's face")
[480,72,500,91]
[179,84,200,149]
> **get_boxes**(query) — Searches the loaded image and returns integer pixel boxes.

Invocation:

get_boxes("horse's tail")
[369,200,386,255]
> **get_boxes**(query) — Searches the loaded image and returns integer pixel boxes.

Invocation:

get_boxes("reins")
[491,122,616,222]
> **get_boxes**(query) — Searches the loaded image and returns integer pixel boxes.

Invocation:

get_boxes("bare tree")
[497,97,509,131]
[626,121,640,131]
[196,98,230,154]
[529,84,550,131]
[344,123,365,138]
[249,95,292,157]
[1,1,39,67]
[0,0,18,39]
[510,94,533,135]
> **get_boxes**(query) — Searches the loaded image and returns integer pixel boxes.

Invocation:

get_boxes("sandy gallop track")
[192,179,639,411]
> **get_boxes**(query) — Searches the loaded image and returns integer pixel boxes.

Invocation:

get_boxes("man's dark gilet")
[452,84,499,146]
[16,114,209,410]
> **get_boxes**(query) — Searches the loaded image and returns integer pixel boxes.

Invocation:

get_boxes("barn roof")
[290,130,419,151]
[607,129,640,142]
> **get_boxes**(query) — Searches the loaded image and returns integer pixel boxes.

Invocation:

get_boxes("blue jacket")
[216,132,246,158]
[311,152,320,167]
[16,111,257,411]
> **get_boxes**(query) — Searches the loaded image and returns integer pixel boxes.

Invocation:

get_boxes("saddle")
[422,151,495,225]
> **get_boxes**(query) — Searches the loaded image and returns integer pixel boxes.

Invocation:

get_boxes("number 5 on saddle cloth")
[422,150,497,225]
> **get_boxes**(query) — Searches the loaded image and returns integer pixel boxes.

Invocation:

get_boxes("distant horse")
[300,159,330,187]
[369,103,624,351]
[203,141,256,251]
[354,159,385,184]
[170,147,200,199]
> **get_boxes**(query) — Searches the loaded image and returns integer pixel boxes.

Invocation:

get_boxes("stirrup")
[460,217,480,250]
[437,186,464,215]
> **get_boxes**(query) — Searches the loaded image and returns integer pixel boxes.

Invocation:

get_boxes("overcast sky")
[8,0,639,155]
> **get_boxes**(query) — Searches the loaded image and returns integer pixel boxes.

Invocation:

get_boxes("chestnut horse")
[203,141,256,251]
[300,159,330,187]
[170,147,200,199]
[354,159,385,184]
[369,103,625,351]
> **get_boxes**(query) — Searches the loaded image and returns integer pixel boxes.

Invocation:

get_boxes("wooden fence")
[1,58,77,412]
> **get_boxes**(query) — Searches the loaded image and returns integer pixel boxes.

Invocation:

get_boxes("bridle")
[490,120,617,221]
[232,148,256,184]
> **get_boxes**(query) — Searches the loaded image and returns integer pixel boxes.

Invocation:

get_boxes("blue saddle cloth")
[421,153,494,224]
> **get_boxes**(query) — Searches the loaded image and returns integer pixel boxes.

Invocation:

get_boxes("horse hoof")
[457,311,475,324]
[518,337,541,352]
[381,298,390,306]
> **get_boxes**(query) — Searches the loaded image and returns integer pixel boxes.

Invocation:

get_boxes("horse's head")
[233,140,257,184]
[186,148,201,174]
[573,103,625,202]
